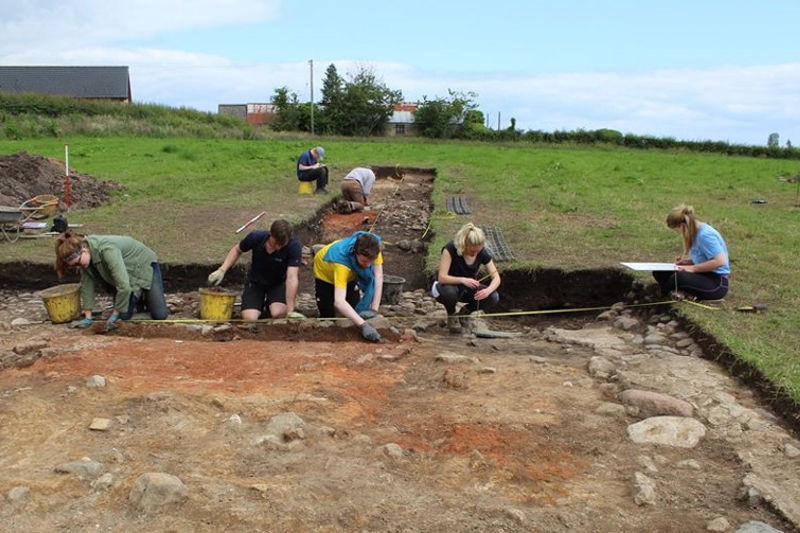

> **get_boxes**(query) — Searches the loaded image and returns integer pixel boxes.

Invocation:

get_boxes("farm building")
[0,66,132,102]
[386,103,419,137]
[218,103,277,125]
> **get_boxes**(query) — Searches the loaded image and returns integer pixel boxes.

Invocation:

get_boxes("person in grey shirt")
[334,167,376,214]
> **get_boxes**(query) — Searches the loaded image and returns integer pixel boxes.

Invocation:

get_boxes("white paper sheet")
[620,262,676,271]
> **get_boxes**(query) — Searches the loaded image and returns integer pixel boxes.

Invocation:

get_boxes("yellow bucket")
[39,283,81,324]
[199,288,237,321]
[32,195,59,217]
[298,181,314,195]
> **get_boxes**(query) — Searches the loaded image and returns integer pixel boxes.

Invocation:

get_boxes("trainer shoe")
[315,187,329,195]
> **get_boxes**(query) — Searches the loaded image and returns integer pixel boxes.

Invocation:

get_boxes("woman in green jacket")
[55,230,169,330]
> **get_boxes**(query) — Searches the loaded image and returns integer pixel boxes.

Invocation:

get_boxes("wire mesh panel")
[480,226,515,262]
[445,195,472,215]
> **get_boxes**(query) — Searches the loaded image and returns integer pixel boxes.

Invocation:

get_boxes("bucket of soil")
[199,287,238,321]
[39,283,81,324]
[381,275,406,305]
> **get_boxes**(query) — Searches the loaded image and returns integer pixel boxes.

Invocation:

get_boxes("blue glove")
[358,309,379,320]
[361,322,382,342]
[105,314,121,332]
[73,317,94,329]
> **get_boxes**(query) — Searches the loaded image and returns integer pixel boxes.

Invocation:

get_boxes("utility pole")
[309,59,315,136]
[497,112,501,131]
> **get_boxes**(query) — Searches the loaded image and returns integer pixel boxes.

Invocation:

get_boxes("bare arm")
[371,263,383,311]
[285,266,299,313]
[218,244,242,272]
[474,260,501,300]
[334,287,364,326]
[676,252,726,273]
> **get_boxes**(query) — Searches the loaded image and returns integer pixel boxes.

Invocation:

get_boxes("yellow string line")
[130,300,679,324]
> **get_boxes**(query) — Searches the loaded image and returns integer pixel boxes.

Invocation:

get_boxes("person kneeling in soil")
[314,231,384,342]
[432,223,501,333]
[297,146,328,194]
[55,230,169,331]
[334,167,376,214]
[207,219,304,320]
[652,204,730,301]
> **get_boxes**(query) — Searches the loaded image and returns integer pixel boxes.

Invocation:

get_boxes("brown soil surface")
[0,152,123,210]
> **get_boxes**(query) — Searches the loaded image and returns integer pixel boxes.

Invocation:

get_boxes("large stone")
[614,316,640,331]
[13,340,48,355]
[129,472,188,512]
[86,375,107,388]
[620,389,694,418]
[6,486,30,503]
[55,457,104,479]
[627,416,706,448]
[265,412,306,442]
[435,352,479,365]
[587,356,616,379]
[734,522,786,533]
[740,474,800,526]
[633,472,656,505]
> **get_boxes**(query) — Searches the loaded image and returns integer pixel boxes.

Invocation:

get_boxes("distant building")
[218,103,277,125]
[386,103,418,137]
[0,66,131,102]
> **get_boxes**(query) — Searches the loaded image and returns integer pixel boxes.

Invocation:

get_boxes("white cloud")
[0,0,280,54]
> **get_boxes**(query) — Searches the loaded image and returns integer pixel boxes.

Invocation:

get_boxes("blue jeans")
[120,262,169,320]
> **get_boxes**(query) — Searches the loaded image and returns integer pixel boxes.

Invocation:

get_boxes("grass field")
[1,136,799,402]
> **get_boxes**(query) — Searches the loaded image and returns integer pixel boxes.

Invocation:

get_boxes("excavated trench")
[2,167,798,432]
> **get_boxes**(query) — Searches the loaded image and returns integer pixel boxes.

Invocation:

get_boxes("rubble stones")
[619,389,694,418]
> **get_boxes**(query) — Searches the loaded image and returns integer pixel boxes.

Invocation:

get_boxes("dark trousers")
[298,167,329,190]
[435,283,499,316]
[653,271,729,301]
[120,262,169,320]
[315,278,359,318]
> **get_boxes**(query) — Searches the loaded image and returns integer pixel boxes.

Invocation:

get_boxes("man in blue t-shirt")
[297,146,329,194]
[207,219,304,320]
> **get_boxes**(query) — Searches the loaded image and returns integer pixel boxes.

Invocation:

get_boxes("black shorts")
[241,279,286,312]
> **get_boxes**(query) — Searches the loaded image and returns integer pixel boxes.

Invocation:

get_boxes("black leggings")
[653,271,729,301]
[298,167,329,190]
[315,278,359,318]
[435,283,499,316]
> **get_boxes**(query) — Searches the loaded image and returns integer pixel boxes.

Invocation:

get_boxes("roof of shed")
[0,66,131,99]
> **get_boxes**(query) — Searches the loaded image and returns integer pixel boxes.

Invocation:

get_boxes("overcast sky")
[1,0,799,145]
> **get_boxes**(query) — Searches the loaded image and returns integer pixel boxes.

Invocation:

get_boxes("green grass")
[2,136,799,402]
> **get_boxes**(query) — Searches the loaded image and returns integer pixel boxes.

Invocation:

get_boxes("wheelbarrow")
[0,195,60,242]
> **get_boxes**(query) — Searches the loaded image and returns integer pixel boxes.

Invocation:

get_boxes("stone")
[89,418,113,431]
[675,337,696,348]
[782,443,800,458]
[55,457,104,479]
[740,474,800,526]
[643,333,669,345]
[86,375,107,388]
[13,340,48,355]
[707,517,731,532]
[614,316,639,331]
[92,473,114,491]
[633,472,656,505]
[596,310,617,321]
[479,367,497,374]
[505,508,526,523]
[265,412,306,442]
[435,352,479,365]
[7,486,30,503]
[383,443,403,459]
[733,522,785,533]
[587,356,615,379]
[627,416,706,448]
[595,402,626,418]
[129,472,188,512]
[11,318,32,326]
[620,389,694,418]
[637,455,659,473]
[676,459,701,470]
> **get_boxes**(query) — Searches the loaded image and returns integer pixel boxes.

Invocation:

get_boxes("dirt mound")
[0,152,123,210]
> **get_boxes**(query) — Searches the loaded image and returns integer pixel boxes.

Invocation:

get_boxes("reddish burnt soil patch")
[0,152,123,210]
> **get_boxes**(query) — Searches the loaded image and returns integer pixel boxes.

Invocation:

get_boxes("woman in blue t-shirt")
[432,223,501,333]
[653,204,730,300]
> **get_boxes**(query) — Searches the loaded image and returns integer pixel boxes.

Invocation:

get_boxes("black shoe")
[315,188,328,195]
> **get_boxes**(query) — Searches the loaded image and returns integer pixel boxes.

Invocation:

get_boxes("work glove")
[358,309,379,320]
[361,322,382,343]
[207,268,226,286]
[287,311,306,321]
[73,317,94,329]
[104,314,121,332]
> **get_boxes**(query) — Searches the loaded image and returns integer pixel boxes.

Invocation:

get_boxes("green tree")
[413,90,479,138]
[333,67,402,136]
[319,64,344,134]
[768,132,780,148]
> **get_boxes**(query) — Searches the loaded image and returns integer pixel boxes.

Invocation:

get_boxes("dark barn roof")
[0,66,131,100]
